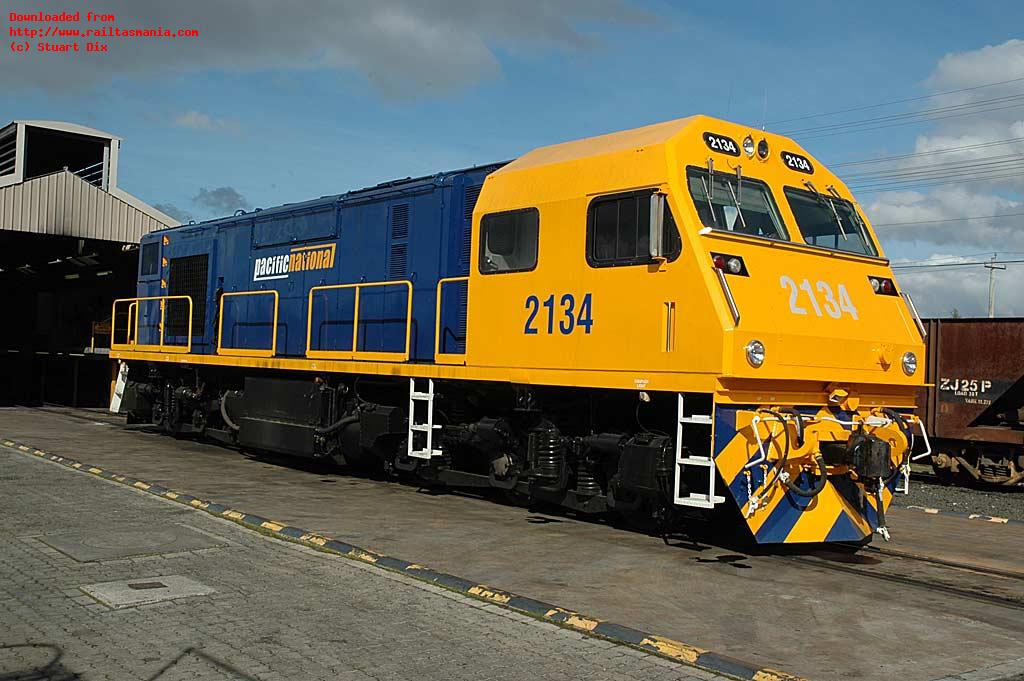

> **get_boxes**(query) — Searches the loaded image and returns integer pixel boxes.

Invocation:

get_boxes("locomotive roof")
[158,160,507,233]
[492,116,698,176]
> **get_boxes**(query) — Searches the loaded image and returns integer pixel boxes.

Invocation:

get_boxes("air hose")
[756,408,792,491]
[785,455,829,498]
[316,414,360,436]
[879,408,912,486]
[219,391,241,431]
[778,409,827,499]
[777,408,805,448]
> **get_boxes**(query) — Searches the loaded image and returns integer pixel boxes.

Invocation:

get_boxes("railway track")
[785,543,1024,611]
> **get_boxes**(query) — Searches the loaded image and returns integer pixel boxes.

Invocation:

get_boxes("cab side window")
[479,208,539,274]
[140,241,160,277]
[587,190,681,268]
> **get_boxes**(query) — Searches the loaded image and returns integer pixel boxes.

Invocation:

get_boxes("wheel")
[930,453,957,486]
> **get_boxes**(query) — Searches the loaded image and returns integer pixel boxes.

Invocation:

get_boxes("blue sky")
[5,1,1024,315]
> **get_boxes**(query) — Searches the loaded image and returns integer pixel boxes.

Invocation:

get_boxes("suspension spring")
[531,425,565,487]
[575,457,602,497]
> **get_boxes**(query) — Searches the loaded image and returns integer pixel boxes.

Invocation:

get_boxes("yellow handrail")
[306,280,414,362]
[217,290,279,358]
[435,276,469,365]
[110,295,193,354]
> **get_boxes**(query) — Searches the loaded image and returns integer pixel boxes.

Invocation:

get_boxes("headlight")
[726,257,743,274]
[901,351,917,375]
[745,340,766,368]
[742,135,755,157]
[757,139,769,159]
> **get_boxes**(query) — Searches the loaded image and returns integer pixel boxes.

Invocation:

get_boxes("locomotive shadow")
[123,430,878,563]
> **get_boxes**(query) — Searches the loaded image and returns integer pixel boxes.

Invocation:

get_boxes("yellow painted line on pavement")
[639,636,703,664]
[468,586,511,605]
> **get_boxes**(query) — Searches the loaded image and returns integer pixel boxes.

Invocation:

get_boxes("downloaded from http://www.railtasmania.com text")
[8,11,199,54]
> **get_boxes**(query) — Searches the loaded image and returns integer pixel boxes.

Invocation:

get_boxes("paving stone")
[0,447,722,681]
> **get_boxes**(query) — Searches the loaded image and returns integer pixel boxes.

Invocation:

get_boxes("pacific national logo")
[253,243,337,282]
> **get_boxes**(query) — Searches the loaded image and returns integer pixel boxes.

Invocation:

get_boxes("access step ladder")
[674,394,725,508]
[408,378,442,460]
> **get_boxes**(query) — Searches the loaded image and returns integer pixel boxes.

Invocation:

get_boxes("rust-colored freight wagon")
[918,318,1024,485]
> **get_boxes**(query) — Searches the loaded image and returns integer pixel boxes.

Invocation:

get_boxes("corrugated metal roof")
[8,119,121,140]
[0,169,172,243]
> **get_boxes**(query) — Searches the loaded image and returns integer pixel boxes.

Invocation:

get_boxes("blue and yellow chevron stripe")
[713,404,905,544]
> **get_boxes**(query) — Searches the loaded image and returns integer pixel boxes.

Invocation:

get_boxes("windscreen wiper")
[701,158,719,228]
[725,166,748,231]
[805,180,847,241]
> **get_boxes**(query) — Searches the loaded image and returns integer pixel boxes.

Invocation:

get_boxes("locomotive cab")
[468,116,927,543]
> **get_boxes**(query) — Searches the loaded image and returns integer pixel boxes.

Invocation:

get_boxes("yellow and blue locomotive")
[112,116,928,545]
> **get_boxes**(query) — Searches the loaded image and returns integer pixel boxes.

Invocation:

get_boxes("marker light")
[711,253,748,276]
[757,139,769,159]
[745,340,766,368]
[743,135,755,157]
[868,276,899,296]
[902,351,918,376]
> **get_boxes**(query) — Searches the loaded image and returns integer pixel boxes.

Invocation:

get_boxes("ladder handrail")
[434,275,469,364]
[111,295,193,354]
[306,280,413,361]
[217,289,280,358]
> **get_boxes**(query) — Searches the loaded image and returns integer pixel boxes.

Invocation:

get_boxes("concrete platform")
[3,406,1024,681]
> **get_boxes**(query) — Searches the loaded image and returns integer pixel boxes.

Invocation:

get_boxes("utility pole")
[985,253,1005,318]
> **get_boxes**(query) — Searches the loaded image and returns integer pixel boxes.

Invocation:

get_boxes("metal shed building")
[0,120,178,406]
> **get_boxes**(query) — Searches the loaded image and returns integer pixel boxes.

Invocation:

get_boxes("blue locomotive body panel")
[135,164,503,361]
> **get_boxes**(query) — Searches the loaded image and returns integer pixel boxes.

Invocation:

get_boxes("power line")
[873,211,1024,227]
[844,155,1024,185]
[832,136,1024,168]
[841,151,1024,181]
[891,252,1012,266]
[780,91,1024,136]
[892,258,1024,270]
[851,169,1024,194]
[796,99,1024,141]
[770,75,1024,125]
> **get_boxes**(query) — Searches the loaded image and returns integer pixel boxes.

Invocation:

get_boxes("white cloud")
[842,38,1024,318]
[172,110,240,133]
[843,39,1024,317]
[894,254,1024,318]
[928,39,1024,91]
[869,187,1023,249]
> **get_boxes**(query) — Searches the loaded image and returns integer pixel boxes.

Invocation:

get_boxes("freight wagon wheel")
[930,453,956,486]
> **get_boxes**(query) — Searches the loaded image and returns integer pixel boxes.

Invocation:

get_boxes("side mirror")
[649,192,666,260]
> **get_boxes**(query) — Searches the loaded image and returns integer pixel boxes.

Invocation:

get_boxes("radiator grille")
[390,203,410,240]
[388,243,408,280]
[388,203,410,279]
[167,254,208,337]
[460,184,482,272]
[463,184,482,221]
